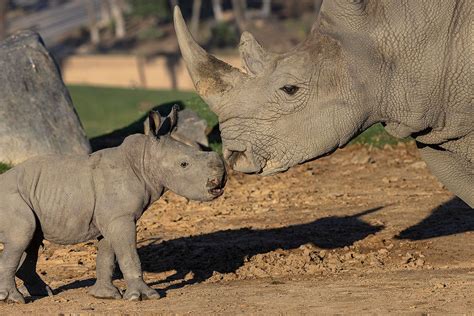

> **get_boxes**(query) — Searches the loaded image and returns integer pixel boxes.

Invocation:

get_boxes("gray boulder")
[0,31,91,164]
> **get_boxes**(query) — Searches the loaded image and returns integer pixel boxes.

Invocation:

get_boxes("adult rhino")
[173,0,473,207]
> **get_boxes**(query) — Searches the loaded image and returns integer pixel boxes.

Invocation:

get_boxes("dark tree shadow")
[50,206,384,298]
[396,197,473,240]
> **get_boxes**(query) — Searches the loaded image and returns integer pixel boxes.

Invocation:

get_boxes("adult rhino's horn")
[174,6,245,113]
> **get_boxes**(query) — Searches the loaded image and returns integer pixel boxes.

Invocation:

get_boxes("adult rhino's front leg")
[417,142,474,207]
[102,218,159,301]
[88,238,121,299]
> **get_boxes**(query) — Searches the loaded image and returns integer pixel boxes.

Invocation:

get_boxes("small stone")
[184,271,195,281]
[378,249,389,255]
[434,282,447,289]
[409,161,427,169]
[351,152,373,164]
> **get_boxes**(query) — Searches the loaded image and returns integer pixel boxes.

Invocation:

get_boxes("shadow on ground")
[397,197,473,240]
[52,206,383,298]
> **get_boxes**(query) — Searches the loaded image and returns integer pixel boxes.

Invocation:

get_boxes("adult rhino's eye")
[280,85,299,95]
[180,161,189,168]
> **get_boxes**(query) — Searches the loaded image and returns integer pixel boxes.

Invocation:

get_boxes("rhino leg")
[103,219,159,301]
[0,196,36,304]
[418,143,474,207]
[16,235,53,298]
[88,238,121,299]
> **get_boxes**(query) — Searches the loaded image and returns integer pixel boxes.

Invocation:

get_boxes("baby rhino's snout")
[206,156,227,197]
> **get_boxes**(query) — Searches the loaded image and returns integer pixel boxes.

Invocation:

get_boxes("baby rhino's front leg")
[88,238,121,299]
[101,218,159,301]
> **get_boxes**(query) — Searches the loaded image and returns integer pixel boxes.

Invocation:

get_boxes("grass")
[0,162,11,174]
[68,85,214,138]
[68,85,407,152]
[350,123,411,147]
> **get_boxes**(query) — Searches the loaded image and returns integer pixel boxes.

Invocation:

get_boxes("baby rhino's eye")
[180,161,189,168]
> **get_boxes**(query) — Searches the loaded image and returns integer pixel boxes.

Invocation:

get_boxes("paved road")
[8,0,102,47]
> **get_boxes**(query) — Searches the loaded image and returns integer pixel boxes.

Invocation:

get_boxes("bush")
[209,22,239,48]
[0,162,11,174]
[128,0,170,21]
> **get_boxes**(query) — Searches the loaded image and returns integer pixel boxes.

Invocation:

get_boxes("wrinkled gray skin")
[174,0,473,207]
[0,108,226,303]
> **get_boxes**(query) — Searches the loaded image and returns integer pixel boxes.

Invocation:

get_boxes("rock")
[0,31,91,164]
[350,151,373,164]
[409,161,427,169]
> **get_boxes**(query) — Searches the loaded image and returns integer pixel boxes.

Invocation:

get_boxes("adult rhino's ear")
[239,32,270,76]
[144,111,162,136]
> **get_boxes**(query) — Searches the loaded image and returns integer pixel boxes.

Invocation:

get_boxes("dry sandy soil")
[1,143,473,314]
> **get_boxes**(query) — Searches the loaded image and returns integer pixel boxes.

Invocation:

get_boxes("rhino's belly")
[38,206,101,245]
[28,176,102,245]
[42,216,101,245]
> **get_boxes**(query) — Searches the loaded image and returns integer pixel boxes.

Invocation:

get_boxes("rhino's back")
[16,154,100,244]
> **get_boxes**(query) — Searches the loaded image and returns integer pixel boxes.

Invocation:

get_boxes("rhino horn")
[174,6,246,113]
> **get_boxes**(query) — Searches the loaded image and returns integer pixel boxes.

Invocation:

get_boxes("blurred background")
[0,0,400,166]
[0,0,321,90]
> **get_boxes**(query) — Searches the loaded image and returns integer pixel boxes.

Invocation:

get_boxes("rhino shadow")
[396,197,473,240]
[53,206,383,298]
[138,206,384,293]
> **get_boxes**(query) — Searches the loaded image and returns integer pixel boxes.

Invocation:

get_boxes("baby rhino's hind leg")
[16,230,53,297]
[0,197,36,304]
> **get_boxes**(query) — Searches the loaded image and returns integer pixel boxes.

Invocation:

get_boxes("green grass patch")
[68,85,217,138]
[0,162,11,174]
[350,123,411,147]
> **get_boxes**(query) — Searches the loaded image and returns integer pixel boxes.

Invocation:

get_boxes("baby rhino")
[0,106,226,303]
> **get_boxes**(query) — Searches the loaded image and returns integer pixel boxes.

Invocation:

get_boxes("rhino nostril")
[207,178,220,188]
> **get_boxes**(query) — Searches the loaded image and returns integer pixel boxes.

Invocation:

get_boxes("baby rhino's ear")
[144,111,162,136]
[168,104,179,132]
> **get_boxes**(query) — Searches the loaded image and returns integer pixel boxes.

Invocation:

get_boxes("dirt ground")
[1,143,473,314]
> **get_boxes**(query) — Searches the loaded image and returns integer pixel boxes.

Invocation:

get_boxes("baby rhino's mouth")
[206,175,226,197]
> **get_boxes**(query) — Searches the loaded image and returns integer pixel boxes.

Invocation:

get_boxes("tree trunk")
[232,0,247,32]
[86,0,100,45]
[314,0,323,15]
[190,0,202,37]
[0,0,7,41]
[212,0,224,22]
[0,31,91,164]
[109,0,125,39]
[261,0,271,18]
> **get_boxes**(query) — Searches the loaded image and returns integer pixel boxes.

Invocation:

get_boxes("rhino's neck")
[122,134,164,203]
[319,0,464,142]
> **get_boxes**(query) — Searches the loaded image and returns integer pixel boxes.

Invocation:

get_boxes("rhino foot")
[123,280,159,301]
[88,283,122,300]
[0,287,26,304]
